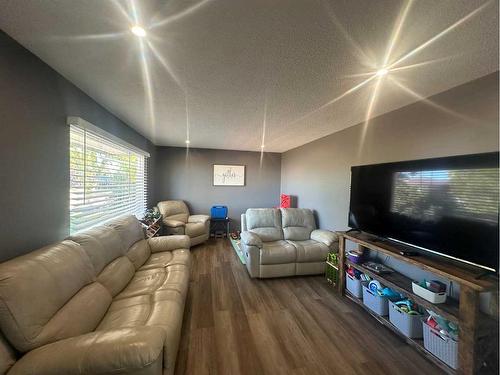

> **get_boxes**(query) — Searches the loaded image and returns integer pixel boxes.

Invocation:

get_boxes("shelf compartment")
[345,291,455,375]
[346,259,460,324]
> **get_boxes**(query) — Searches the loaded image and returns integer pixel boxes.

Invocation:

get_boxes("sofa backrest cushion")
[96,256,136,297]
[0,240,112,352]
[158,200,189,223]
[107,215,144,250]
[126,239,151,270]
[245,208,283,242]
[281,208,316,240]
[69,226,125,274]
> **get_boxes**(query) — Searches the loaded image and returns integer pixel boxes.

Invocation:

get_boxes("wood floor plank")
[175,239,444,375]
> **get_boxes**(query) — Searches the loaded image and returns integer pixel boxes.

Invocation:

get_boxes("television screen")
[349,152,499,272]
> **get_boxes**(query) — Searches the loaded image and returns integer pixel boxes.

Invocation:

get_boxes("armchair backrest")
[157,200,189,223]
[280,208,316,240]
[245,208,283,242]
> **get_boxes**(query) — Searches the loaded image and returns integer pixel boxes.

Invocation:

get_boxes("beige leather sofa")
[0,215,191,375]
[240,208,338,278]
[157,200,210,246]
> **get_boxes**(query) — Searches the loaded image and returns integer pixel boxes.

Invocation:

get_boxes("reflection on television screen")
[391,168,499,223]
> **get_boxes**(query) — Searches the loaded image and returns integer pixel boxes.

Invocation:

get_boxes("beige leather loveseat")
[240,208,338,278]
[157,200,210,246]
[0,215,191,375]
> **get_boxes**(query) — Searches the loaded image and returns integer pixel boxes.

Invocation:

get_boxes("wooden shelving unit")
[338,232,498,375]
[344,290,455,375]
[141,215,162,238]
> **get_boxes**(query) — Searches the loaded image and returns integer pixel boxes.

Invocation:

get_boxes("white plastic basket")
[422,322,458,369]
[346,272,364,298]
[362,285,389,316]
[412,281,446,304]
[388,301,423,338]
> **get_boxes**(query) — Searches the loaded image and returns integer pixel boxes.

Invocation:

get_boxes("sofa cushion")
[0,240,111,352]
[107,215,144,250]
[0,333,16,375]
[97,256,136,297]
[158,200,189,223]
[246,208,283,241]
[281,208,316,241]
[185,222,206,238]
[126,239,151,270]
[8,327,166,375]
[139,249,191,270]
[287,239,329,263]
[97,290,185,372]
[69,226,125,273]
[115,265,190,300]
[260,240,296,265]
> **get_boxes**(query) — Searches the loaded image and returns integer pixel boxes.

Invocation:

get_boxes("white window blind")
[69,117,149,234]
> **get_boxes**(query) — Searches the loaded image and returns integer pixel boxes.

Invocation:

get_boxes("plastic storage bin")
[362,285,389,316]
[388,301,423,338]
[210,205,228,219]
[422,322,458,369]
[346,272,364,298]
[412,282,447,304]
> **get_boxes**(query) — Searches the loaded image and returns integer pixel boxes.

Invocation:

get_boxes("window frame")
[67,116,150,234]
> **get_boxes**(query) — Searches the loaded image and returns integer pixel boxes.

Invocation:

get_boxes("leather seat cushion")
[185,222,206,238]
[260,240,296,265]
[139,249,190,270]
[288,239,329,263]
[97,290,185,371]
[115,265,190,300]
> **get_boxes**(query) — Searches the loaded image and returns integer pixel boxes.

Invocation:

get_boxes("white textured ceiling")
[0,0,498,152]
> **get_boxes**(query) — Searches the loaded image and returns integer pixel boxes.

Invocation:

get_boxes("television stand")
[337,231,498,375]
[474,271,496,280]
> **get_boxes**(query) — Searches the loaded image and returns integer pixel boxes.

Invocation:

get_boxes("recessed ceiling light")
[131,26,146,37]
[185,140,190,144]
[376,68,389,77]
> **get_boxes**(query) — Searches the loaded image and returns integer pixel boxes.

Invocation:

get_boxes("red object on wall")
[280,194,291,208]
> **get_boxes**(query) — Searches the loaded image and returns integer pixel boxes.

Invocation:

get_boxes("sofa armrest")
[164,219,185,228]
[240,231,263,248]
[187,214,210,224]
[240,243,260,278]
[8,327,165,375]
[311,229,338,248]
[148,235,191,252]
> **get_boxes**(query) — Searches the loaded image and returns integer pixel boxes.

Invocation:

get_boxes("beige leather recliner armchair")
[0,215,191,375]
[157,200,210,246]
[240,208,338,278]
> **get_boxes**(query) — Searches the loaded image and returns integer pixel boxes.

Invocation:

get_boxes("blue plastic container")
[211,205,228,219]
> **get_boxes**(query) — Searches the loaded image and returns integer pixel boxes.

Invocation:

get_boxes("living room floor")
[175,239,444,375]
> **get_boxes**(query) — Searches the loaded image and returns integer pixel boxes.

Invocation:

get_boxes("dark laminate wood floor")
[175,239,444,375]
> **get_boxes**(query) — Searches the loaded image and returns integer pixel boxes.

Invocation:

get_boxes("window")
[68,117,149,234]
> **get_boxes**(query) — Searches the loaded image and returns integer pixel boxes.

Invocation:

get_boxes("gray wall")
[281,72,499,231]
[155,147,281,231]
[0,31,156,261]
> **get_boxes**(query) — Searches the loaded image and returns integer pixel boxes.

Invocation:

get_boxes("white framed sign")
[213,164,245,186]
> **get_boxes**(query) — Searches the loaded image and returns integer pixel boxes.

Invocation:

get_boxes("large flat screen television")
[349,152,499,272]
